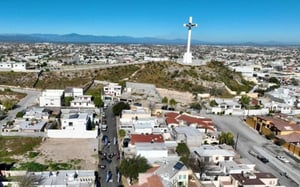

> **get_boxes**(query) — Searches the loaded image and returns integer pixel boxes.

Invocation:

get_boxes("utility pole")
[234,133,239,150]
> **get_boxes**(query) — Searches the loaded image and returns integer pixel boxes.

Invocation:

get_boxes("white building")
[70,95,95,108]
[2,170,95,187]
[23,107,50,120]
[172,126,203,148]
[154,161,191,187]
[0,62,27,71]
[192,145,236,164]
[39,89,64,107]
[135,142,168,162]
[47,110,97,138]
[64,87,83,97]
[103,83,122,96]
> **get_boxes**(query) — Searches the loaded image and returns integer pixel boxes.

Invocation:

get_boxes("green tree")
[16,111,24,118]
[112,102,130,116]
[190,102,202,110]
[93,96,103,108]
[268,77,280,85]
[118,129,126,138]
[2,99,16,111]
[162,96,168,105]
[64,96,74,106]
[176,142,190,165]
[169,98,177,107]
[209,100,217,107]
[219,132,235,146]
[120,155,151,184]
[240,95,250,108]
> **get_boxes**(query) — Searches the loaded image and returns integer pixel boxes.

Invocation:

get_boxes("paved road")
[200,113,300,187]
[98,105,121,187]
[0,87,40,135]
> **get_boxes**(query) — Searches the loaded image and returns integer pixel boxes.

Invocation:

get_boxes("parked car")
[276,155,290,163]
[257,155,269,163]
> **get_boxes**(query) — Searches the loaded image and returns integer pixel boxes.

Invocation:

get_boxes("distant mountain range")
[0,33,299,46]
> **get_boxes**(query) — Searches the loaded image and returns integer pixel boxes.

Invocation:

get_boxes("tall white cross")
[183,16,197,64]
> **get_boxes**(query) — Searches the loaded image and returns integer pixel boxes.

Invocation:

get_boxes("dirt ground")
[34,138,98,170]
[156,88,194,105]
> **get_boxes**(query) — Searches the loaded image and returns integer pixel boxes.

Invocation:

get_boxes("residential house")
[19,120,47,133]
[2,170,95,187]
[165,112,215,133]
[23,107,50,120]
[47,110,97,138]
[153,161,192,187]
[64,87,83,97]
[103,82,122,96]
[219,160,255,175]
[172,126,203,148]
[70,95,95,108]
[276,132,300,157]
[192,145,236,165]
[246,116,300,136]
[0,61,27,71]
[211,98,243,115]
[39,89,64,107]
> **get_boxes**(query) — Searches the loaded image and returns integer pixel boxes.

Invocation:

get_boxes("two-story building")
[39,89,64,107]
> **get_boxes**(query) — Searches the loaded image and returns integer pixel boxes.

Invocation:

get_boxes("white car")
[276,155,290,163]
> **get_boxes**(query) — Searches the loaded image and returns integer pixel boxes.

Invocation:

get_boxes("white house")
[135,142,168,163]
[192,145,236,164]
[64,87,83,97]
[2,170,95,187]
[172,126,203,148]
[211,98,242,115]
[219,160,255,175]
[0,62,27,71]
[39,89,64,107]
[70,95,95,108]
[103,83,122,96]
[154,161,192,187]
[23,107,50,120]
[47,111,97,138]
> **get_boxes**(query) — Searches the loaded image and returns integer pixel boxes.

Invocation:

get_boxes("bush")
[16,111,24,118]
[28,151,39,158]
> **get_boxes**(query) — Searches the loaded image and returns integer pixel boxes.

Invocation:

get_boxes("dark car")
[257,155,269,163]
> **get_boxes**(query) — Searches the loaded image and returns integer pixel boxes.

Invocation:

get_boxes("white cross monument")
[183,16,197,64]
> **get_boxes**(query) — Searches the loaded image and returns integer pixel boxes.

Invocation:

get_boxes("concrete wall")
[47,129,97,138]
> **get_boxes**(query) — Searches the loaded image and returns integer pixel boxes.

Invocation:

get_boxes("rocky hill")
[0,61,254,96]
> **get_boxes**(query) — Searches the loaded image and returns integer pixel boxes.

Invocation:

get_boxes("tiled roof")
[258,116,300,131]
[131,175,163,187]
[166,117,179,124]
[165,112,180,118]
[165,112,214,129]
[130,134,164,145]
[276,132,300,143]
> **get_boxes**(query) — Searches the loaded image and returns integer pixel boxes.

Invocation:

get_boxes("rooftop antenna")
[183,16,197,64]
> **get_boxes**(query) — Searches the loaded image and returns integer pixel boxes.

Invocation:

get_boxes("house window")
[69,122,73,126]
[183,175,186,179]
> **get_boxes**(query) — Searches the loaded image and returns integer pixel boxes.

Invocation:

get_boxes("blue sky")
[0,0,300,42]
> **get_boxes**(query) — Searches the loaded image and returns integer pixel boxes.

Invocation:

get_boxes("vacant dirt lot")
[156,88,194,105]
[34,138,98,170]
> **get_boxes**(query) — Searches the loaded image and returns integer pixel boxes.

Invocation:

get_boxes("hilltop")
[0,61,254,97]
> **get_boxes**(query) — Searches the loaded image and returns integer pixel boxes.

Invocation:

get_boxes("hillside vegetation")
[0,61,254,95]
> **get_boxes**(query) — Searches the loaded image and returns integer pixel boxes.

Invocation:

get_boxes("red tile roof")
[165,112,180,118]
[276,132,300,143]
[130,134,164,145]
[131,175,163,187]
[165,112,215,131]
[166,117,179,125]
